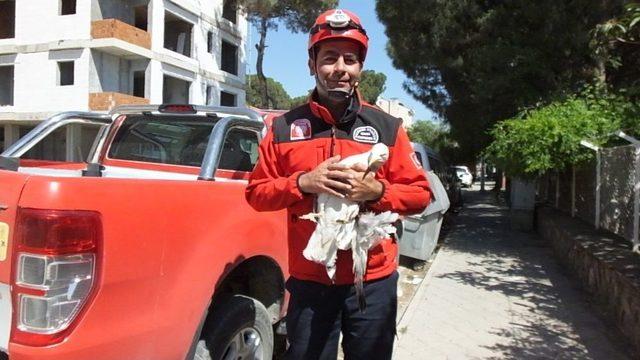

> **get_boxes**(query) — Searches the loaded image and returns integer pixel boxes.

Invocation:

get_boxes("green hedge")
[485,87,639,179]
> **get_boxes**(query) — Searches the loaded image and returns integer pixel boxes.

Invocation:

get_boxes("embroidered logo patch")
[352,126,379,144]
[290,118,312,140]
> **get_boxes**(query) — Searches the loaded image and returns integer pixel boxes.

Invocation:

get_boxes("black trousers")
[284,272,398,360]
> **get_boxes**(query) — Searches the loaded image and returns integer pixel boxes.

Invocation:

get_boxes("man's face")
[309,39,363,101]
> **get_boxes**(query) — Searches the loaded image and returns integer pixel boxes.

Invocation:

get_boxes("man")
[245,9,431,360]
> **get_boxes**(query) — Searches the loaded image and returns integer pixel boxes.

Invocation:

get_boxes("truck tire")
[194,295,273,360]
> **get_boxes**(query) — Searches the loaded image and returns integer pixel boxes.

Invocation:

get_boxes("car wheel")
[194,295,273,360]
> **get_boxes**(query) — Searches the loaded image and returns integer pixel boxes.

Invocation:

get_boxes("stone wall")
[537,206,640,355]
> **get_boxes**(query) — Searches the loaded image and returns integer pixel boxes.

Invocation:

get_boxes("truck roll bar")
[198,116,264,181]
[109,105,265,181]
[0,112,113,171]
[0,105,266,180]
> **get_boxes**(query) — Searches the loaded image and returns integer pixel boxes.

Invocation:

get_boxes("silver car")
[454,166,473,187]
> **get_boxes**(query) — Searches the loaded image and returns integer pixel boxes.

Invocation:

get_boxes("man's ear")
[308,58,315,76]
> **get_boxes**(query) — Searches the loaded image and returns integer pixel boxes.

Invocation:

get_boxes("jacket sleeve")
[368,126,432,215]
[245,127,306,211]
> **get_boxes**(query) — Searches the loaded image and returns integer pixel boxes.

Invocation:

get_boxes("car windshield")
[456,169,466,175]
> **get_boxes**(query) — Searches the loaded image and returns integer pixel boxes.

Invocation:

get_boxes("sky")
[245,1,437,122]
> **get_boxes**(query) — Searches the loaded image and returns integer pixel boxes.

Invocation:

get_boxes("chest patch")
[290,118,312,140]
[352,126,379,144]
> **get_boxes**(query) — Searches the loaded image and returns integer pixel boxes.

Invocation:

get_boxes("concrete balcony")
[92,19,150,49]
[89,92,149,111]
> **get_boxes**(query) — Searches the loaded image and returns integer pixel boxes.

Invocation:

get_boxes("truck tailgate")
[0,170,30,351]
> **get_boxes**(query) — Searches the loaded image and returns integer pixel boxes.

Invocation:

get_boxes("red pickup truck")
[0,105,288,359]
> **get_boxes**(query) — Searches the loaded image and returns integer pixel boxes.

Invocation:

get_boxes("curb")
[395,246,446,334]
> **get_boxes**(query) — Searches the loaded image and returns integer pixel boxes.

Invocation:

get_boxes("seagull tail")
[355,274,366,313]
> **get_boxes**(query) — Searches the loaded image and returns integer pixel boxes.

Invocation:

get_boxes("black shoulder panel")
[343,105,401,146]
[271,104,332,143]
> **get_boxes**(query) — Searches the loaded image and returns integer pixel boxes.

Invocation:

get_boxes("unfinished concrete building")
[0,0,248,160]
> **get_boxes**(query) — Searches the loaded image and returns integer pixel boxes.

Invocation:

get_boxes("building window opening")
[163,75,190,104]
[222,0,237,24]
[220,91,236,107]
[134,6,148,31]
[58,61,75,86]
[221,40,238,75]
[164,12,193,57]
[219,128,258,172]
[207,31,213,53]
[0,1,15,39]
[133,71,145,98]
[0,66,14,106]
[60,0,76,15]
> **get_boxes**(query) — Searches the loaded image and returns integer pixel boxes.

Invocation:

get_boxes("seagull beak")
[363,153,379,180]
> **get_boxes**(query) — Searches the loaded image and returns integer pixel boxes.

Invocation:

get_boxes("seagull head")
[366,143,389,173]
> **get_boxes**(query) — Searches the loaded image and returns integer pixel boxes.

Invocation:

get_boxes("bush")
[485,86,639,179]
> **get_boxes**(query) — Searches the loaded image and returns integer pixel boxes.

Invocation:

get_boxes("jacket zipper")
[330,126,336,157]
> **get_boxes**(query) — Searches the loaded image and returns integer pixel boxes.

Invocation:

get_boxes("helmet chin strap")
[315,70,359,102]
[327,88,353,100]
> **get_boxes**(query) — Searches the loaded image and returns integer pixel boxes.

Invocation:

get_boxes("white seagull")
[300,143,399,311]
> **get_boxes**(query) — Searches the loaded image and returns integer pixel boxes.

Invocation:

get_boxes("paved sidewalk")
[394,187,632,359]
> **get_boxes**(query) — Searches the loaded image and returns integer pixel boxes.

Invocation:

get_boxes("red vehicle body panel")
[0,172,30,284]
[2,173,287,359]
[0,109,289,358]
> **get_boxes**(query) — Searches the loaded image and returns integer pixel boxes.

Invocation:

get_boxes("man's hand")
[298,156,354,198]
[344,163,384,202]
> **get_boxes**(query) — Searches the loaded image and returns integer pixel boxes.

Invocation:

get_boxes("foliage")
[246,75,291,109]
[593,3,640,48]
[242,0,337,34]
[591,2,640,97]
[407,120,450,152]
[484,86,640,179]
[358,70,387,104]
[376,0,627,162]
[407,120,464,163]
[289,95,309,109]
[239,0,337,106]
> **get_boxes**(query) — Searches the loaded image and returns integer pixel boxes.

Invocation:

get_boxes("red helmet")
[308,9,369,61]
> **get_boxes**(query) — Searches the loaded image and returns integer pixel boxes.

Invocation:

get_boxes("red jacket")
[246,92,431,285]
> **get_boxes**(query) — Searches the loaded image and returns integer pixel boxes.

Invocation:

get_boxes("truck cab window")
[109,116,259,172]
[218,128,258,172]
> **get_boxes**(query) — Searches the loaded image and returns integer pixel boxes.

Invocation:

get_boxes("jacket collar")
[308,89,363,126]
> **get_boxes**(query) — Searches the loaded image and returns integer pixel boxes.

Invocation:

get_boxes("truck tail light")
[11,208,102,346]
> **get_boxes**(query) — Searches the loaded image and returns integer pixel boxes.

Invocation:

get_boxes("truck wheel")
[194,295,273,360]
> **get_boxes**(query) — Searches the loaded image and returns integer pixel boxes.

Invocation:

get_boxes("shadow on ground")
[433,188,632,360]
